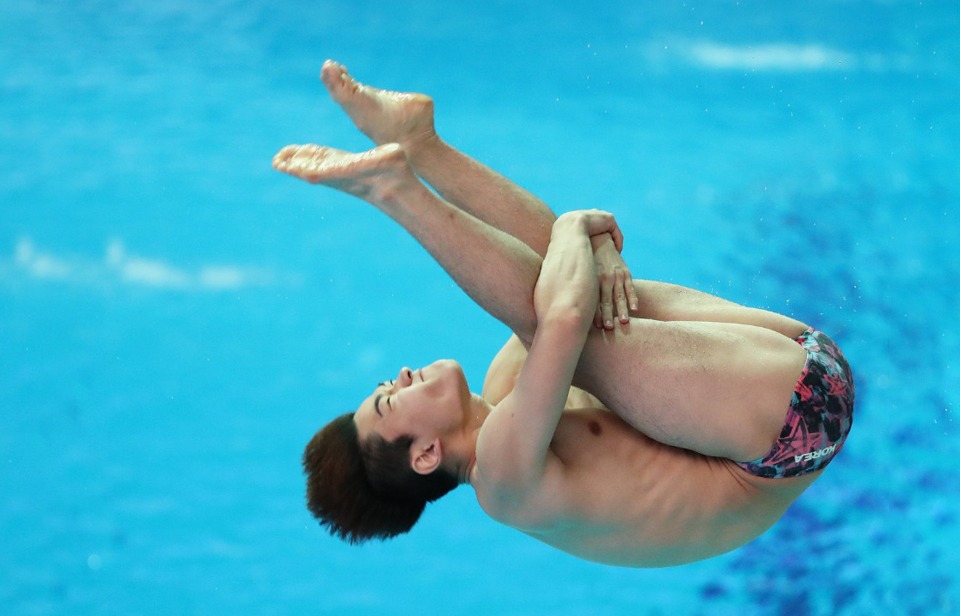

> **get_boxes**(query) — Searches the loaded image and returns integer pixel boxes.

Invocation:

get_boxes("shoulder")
[471,447,569,531]
[469,395,569,529]
[481,334,528,405]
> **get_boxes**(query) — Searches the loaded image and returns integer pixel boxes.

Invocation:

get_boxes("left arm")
[591,233,639,329]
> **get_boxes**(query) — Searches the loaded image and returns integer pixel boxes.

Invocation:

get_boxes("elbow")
[514,297,540,347]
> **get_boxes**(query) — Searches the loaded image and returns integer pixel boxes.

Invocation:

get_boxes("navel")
[589,420,602,436]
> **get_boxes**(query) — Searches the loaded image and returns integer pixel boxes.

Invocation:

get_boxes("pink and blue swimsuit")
[736,328,855,479]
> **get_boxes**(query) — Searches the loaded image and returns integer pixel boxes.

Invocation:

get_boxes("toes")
[273,144,326,172]
[321,67,355,101]
[320,61,341,85]
[272,145,295,169]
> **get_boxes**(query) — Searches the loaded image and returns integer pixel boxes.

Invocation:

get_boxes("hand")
[553,209,624,252]
[592,234,638,329]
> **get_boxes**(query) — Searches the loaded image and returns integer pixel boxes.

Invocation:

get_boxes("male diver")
[272,61,854,567]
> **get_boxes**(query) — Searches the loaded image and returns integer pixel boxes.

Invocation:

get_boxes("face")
[353,359,469,446]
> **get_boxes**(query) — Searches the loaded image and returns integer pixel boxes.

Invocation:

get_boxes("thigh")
[631,280,809,338]
[572,318,808,461]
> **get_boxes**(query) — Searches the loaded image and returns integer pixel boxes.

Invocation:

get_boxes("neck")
[458,454,476,485]
[454,393,491,485]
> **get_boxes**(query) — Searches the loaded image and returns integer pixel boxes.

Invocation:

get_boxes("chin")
[421,358,464,383]
[425,359,470,397]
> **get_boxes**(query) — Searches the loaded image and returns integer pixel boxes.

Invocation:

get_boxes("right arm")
[475,211,622,515]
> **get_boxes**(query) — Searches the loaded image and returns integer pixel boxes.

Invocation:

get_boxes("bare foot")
[320,60,437,150]
[272,143,414,204]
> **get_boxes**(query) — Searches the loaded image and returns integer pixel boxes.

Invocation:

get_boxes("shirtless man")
[273,61,855,567]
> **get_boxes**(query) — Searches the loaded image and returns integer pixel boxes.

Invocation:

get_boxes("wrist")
[590,232,614,250]
[551,211,588,238]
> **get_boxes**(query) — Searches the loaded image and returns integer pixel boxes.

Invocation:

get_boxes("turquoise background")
[2,1,958,614]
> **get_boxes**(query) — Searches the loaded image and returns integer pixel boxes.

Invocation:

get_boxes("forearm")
[486,220,599,487]
[533,213,603,329]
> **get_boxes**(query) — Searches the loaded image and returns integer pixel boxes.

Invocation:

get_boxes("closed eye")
[374,380,396,417]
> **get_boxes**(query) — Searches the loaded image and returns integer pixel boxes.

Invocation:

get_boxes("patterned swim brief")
[736,327,855,479]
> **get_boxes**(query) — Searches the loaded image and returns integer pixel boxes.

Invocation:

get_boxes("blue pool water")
[2,1,958,614]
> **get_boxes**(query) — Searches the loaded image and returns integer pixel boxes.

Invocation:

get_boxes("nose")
[397,366,414,387]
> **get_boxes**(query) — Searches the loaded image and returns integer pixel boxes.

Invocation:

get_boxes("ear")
[411,438,443,475]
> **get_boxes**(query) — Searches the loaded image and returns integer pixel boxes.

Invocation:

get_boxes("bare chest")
[524,409,804,566]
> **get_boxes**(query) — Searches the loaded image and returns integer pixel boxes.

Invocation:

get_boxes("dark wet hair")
[302,412,459,544]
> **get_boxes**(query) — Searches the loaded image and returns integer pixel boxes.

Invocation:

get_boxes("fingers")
[589,227,634,330]
[625,275,639,313]
[566,210,624,252]
[596,266,631,330]
[599,272,614,329]
[579,210,615,236]
[593,210,623,253]
[609,266,634,326]
[608,223,624,253]
[614,270,630,324]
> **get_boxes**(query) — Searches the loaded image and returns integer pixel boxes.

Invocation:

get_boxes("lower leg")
[318,62,807,338]
[273,143,542,343]
[319,60,556,256]
[403,135,556,256]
